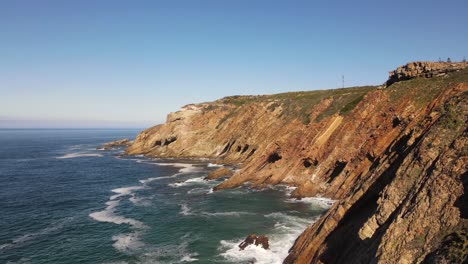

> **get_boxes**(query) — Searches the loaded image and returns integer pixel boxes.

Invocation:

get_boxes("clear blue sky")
[1,0,467,128]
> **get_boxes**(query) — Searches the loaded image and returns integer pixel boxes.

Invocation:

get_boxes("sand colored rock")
[386,61,468,86]
[98,138,133,150]
[204,167,233,180]
[125,63,468,263]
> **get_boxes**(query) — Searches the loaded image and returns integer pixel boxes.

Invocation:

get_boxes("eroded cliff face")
[126,62,467,263]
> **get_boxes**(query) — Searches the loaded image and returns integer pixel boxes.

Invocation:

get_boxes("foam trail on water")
[112,232,145,253]
[169,177,208,187]
[286,196,335,208]
[56,152,103,159]
[180,203,192,216]
[139,162,204,184]
[110,186,144,200]
[89,185,147,253]
[89,200,146,228]
[0,217,73,252]
[201,211,254,217]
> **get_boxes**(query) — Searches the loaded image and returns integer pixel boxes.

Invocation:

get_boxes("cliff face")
[126,62,467,263]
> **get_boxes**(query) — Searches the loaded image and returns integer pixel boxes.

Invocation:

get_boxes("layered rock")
[125,63,468,263]
[98,138,132,150]
[204,167,233,180]
[386,61,468,86]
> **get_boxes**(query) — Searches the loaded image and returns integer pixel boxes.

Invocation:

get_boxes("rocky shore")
[120,62,467,263]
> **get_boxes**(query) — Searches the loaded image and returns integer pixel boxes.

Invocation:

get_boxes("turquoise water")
[0,129,330,264]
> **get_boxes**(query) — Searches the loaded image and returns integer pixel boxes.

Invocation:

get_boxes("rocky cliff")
[126,62,467,263]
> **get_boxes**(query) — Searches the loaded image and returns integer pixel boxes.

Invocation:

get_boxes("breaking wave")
[219,212,318,264]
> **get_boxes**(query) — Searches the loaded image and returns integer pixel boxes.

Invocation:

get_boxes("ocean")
[0,129,330,264]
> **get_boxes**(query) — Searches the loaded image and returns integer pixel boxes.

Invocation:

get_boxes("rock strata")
[98,138,133,150]
[204,167,233,180]
[125,63,468,263]
[386,61,468,86]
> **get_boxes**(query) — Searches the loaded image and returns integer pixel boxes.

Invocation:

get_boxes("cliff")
[125,62,468,263]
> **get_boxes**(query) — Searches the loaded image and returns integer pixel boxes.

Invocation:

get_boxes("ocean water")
[0,129,331,264]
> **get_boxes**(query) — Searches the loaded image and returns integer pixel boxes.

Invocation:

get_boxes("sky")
[1,0,467,128]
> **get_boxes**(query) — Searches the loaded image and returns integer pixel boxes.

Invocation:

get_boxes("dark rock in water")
[97,138,133,150]
[239,234,269,250]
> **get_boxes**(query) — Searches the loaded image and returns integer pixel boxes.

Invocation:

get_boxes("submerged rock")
[239,234,269,250]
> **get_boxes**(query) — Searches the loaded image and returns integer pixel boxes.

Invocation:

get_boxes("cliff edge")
[126,62,468,263]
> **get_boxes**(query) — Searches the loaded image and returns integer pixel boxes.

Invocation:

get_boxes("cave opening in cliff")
[246,148,256,159]
[327,160,347,182]
[220,140,236,155]
[392,116,401,128]
[267,152,282,163]
[241,144,250,154]
[303,158,318,168]
[163,136,177,146]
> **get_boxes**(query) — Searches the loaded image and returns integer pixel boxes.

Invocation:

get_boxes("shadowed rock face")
[125,63,468,263]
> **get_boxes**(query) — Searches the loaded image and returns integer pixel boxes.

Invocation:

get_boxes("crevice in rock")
[246,148,256,159]
[454,171,468,219]
[318,131,425,264]
[241,144,250,154]
[220,140,237,155]
[163,136,177,146]
[327,160,347,183]
[303,158,318,168]
[392,116,402,128]
[267,152,282,163]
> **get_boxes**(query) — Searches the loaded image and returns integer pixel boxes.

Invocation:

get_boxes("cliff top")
[386,61,468,86]
[176,62,468,125]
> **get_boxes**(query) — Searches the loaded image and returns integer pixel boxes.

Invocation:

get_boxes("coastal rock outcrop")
[239,234,270,250]
[98,138,133,150]
[125,62,468,263]
[386,61,468,86]
[204,167,233,180]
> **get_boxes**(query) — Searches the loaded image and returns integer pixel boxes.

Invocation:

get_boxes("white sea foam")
[56,152,103,159]
[139,175,175,183]
[89,185,148,253]
[136,239,199,263]
[153,162,193,168]
[180,203,192,216]
[219,212,318,264]
[286,196,335,208]
[169,177,207,187]
[112,232,145,253]
[201,211,254,217]
[187,187,207,194]
[89,200,146,228]
[180,255,199,262]
[110,186,144,200]
[207,163,223,167]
